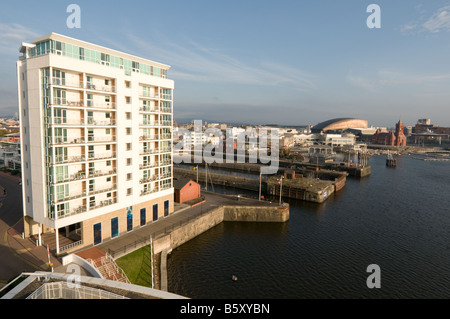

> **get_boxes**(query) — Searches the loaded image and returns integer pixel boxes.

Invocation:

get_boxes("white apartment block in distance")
[17,33,174,254]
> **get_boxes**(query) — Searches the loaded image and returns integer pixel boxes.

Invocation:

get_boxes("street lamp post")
[279,176,284,206]
[259,167,262,201]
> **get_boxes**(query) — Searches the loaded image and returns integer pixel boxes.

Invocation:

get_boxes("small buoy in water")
[232,275,238,281]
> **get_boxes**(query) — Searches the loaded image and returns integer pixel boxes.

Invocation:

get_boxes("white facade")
[18,33,174,253]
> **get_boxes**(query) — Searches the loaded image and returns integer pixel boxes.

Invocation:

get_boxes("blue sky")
[1,0,450,127]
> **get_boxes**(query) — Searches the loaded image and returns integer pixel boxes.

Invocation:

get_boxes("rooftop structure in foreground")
[311,118,368,133]
[0,272,187,299]
[18,33,174,254]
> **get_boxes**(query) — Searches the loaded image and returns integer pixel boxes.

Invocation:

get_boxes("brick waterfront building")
[372,121,407,146]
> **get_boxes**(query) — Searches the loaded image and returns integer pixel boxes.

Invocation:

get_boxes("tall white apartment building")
[17,33,174,254]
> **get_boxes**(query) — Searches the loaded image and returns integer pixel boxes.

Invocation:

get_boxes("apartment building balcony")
[139,162,160,170]
[50,78,84,90]
[87,136,116,144]
[57,205,87,220]
[160,160,172,166]
[49,78,116,94]
[51,155,86,166]
[160,94,172,100]
[139,148,159,155]
[139,147,171,155]
[160,120,172,126]
[89,197,117,211]
[139,107,159,113]
[51,98,118,111]
[160,134,172,140]
[139,93,159,99]
[160,184,172,191]
[139,175,160,184]
[46,118,85,126]
[85,82,116,93]
[86,101,117,110]
[52,98,84,107]
[51,191,87,204]
[52,171,86,185]
[160,173,172,180]
[88,184,117,196]
[88,152,116,161]
[140,187,160,196]
[160,107,172,113]
[139,121,160,126]
[88,168,117,178]
[86,118,116,126]
[49,137,85,146]
[160,148,172,153]
[139,135,159,141]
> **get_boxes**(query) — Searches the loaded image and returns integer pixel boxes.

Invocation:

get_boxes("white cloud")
[422,6,450,32]
[401,5,450,34]
[116,33,315,91]
[0,23,40,54]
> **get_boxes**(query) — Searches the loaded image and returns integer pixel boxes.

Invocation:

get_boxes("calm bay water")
[167,155,450,298]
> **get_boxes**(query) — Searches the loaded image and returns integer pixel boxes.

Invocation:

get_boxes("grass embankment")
[116,245,152,288]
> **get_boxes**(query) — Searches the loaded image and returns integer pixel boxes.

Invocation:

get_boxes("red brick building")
[174,178,201,203]
[372,121,407,146]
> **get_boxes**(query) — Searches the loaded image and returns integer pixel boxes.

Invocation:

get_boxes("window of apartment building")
[106,128,111,135]
[126,158,132,166]
[105,79,110,86]
[106,160,111,166]
[87,166,94,180]
[88,146,94,159]
[87,94,93,106]
[106,144,111,151]
[106,177,111,182]
[105,112,111,119]
[126,127,131,135]
[125,81,131,88]
[126,143,132,151]
[90,196,96,208]
[105,96,111,104]
[126,112,131,120]
[126,173,132,181]
[125,96,131,104]
[127,188,132,196]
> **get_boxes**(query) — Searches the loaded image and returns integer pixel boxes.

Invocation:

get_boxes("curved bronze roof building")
[311,118,368,133]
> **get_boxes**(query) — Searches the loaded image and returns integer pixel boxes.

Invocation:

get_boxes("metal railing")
[26,281,127,299]
[139,107,159,113]
[59,239,83,252]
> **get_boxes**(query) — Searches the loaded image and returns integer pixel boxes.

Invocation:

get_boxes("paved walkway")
[91,191,279,259]
[1,188,279,288]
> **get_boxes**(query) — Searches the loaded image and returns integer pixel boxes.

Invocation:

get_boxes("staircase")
[88,254,130,284]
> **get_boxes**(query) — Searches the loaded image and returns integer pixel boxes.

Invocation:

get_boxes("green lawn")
[116,245,152,288]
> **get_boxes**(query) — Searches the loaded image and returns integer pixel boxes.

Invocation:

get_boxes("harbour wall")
[152,204,289,290]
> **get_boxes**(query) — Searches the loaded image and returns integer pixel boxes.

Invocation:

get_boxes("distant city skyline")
[1,1,450,127]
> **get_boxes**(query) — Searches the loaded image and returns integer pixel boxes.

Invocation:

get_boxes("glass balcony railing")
[139,175,160,184]
[89,184,117,196]
[86,82,116,93]
[139,107,159,113]
[89,198,117,211]
[139,121,160,126]
[140,187,159,196]
[139,162,160,170]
